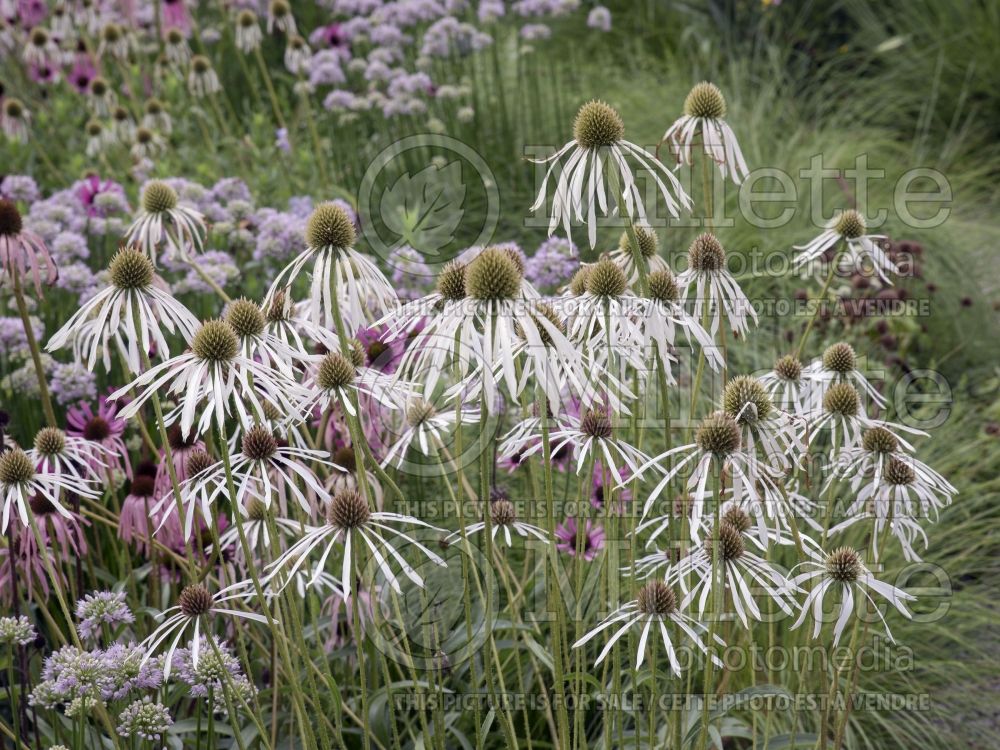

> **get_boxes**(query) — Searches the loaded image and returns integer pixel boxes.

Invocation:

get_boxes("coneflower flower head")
[464,246,522,300]
[688,232,726,272]
[774,354,802,382]
[325,489,371,529]
[109,247,155,289]
[585,257,628,298]
[191,319,240,362]
[636,580,677,616]
[0,199,23,236]
[573,99,625,149]
[823,382,860,417]
[822,342,856,374]
[623,226,658,258]
[142,180,178,214]
[317,351,356,390]
[695,412,741,456]
[825,547,862,582]
[241,425,278,461]
[226,298,266,339]
[568,266,591,296]
[862,426,898,455]
[684,82,726,119]
[436,261,467,301]
[33,427,66,457]
[723,375,773,426]
[177,584,213,618]
[704,522,745,561]
[0,448,34,486]
[646,269,678,302]
[306,202,356,250]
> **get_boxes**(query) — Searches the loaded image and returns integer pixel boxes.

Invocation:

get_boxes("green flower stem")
[795,258,838,360]
[10,265,56,427]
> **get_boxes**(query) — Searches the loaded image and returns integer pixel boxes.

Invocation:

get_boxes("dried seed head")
[822,342,856,374]
[436,261,467,301]
[246,497,268,522]
[406,398,437,427]
[825,547,862,582]
[191,55,211,74]
[326,489,370,529]
[33,427,66,456]
[317,352,356,390]
[823,383,860,417]
[109,247,155,290]
[684,81,726,119]
[226,298,266,338]
[185,449,214,477]
[696,412,741,456]
[585,257,628,298]
[704,522,745,561]
[242,425,278,461]
[687,233,726,273]
[306,202,355,249]
[637,580,677,616]
[568,266,591,296]
[862,426,898,455]
[620,226,658,258]
[82,417,111,441]
[89,77,109,96]
[835,210,866,240]
[884,457,915,486]
[647,269,678,303]
[573,100,624,149]
[141,180,178,213]
[723,375,773,425]
[490,499,517,526]
[465,247,522,301]
[128,474,156,498]
[0,448,34,485]
[177,584,213,618]
[191,320,240,362]
[0,199,23,236]
[722,506,752,534]
[580,408,613,439]
[774,354,802,381]
[238,9,257,27]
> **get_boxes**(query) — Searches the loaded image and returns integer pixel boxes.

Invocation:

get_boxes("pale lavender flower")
[0,615,35,646]
[48,360,98,405]
[587,6,612,31]
[525,236,577,291]
[0,175,39,203]
[117,697,172,742]
[520,23,551,41]
[76,591,135,641]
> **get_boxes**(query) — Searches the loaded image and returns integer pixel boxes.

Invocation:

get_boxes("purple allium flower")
[74,175,129,218]
[117,697,172,742]
[173,637,257,713]
[48,360,98,405]
[0,314,42,354]
[421,18,492,58]
[555,517,604,560]
[519,23,551,41]
[0,174,39,203]
[210,177,253,205]
[387,244,434,300]
[76,591,135,641]
[323,89,360,112]
[0,615,35,646]
[102,643,163,700]
[524,236,577,292]
[275,127,291,152]
[253,207,307,264]
[478,0,505,23]
[50,231,89,263]
[587,5,612,31]
[308,48,348,86]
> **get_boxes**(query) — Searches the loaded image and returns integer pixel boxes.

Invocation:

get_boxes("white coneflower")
[637,268,720,377]
[501,406,650,486]
[393,247,573,407]
[167,424,339,540]
[27,427,107,483]
[448,498,548,548]
[111,319,307,440]
[564,256,643,358]
[806,342,886,409]
[1,98,31,143]
[531,100,691,248]
[608,225,670,285]
[267,0,297,35]
[759,354,811,414]
[828,425,953,501]
[141,582,266,678]
[265,489,444,601]
[634,412,782,536]
[303,349,403,418]
[284,34,310,74]
[224,297,302,379]
[48,247,199,374]
[110,105,136,144]
[722,375,803,470]
[87,77,117,117]
[164,27,191,67]
[805,382,872,451]
[130,127,165,160]
[187,55,221,98]
[791,546,914,646]
[126,180,206,264]
[218,498,303,564]
[677,233,757,337]
[142,98,172,135]
[260,289,340,365]
[793,209,897,284]
[98,22,131,60]
[0,447,96,532]
[23,26,59,67]
[266,202,398,334]
[573,580,723,673]
[660,82,749,184]
[234,10,263,53]
[380,396,479,469]
[666,516,796,628]
[85,119,108,157]
[0,198,55,295]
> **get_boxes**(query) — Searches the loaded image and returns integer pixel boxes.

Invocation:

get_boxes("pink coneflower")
[322,585,373,651]
[68,50,97,93]
[21,492,89,561]
[0,198,56,295]
[161,0,191,36]
[75,175,128,218]
[554,517,604,561]
[119,470,185,556]
[590,462,632,512]
[67,395,131,478]
[355,324,405,374]
[0,535,54,605]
